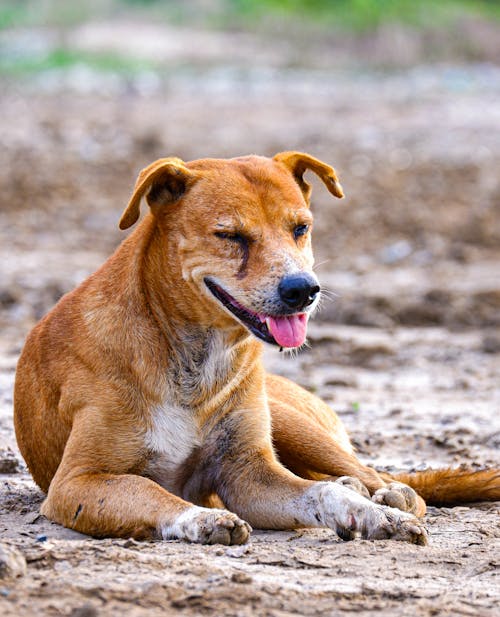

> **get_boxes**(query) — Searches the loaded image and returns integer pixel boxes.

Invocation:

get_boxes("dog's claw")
[198,512,252,546]
[365,507,428,545]
[163,507,252,545]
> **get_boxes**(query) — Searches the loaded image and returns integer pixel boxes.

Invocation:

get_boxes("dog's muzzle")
[204,278,312,348]
[278,273,320,312]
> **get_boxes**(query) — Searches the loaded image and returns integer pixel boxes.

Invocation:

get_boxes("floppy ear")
[273,151,344,203]
[119,157,196,230]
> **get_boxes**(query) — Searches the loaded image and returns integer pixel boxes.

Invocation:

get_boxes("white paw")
[364,505,428,545]
[161,506,251,545]
[311,482,428,545]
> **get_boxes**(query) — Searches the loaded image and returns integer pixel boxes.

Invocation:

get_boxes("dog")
[14,152,499,546]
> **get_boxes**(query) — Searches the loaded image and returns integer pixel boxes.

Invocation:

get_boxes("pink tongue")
[266,314,308,348]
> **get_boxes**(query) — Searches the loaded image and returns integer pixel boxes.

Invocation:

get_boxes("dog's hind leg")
[270,400,386,492]
[267,377,426,516]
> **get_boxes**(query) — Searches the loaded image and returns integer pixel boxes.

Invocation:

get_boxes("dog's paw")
[161,506,251,545]
[312,482,428,545]
[364,506,428,545]
[335,476,370,499]
[372,482,420,514]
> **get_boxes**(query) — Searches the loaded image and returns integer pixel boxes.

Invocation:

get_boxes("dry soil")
[0,25,499,616]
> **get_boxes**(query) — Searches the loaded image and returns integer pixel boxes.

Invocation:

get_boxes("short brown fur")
[14,152,499,545]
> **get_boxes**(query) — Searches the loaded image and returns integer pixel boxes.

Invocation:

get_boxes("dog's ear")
[273,151,344,203]
[119,157,196,230]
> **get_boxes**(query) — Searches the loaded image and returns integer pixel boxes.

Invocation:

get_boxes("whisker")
[311,296,328,316]
[321,285,340,295]
[313,259,332,270]
[281,343,309,358]
[319,290,340,302]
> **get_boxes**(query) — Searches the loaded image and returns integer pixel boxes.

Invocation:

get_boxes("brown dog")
[14,152,499,546]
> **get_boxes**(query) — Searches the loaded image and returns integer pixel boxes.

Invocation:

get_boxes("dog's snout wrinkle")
[278,273,320,311]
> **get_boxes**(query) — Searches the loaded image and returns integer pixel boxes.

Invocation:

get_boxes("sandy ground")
[0,26,499,615]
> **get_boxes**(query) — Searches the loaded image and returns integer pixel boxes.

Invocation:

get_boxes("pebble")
[231,571,253,583]
[0,450,20,474]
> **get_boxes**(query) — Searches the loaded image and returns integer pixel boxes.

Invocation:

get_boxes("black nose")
[278,274,320,310]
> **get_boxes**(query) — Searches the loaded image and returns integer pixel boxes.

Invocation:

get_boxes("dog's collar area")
[204,278,279,346]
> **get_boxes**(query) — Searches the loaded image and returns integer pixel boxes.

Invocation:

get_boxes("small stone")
[36,535,48,543]
[0,450,21,474]
[24,512,43,525]
[231,571,253,584]
[0,544,27,579]
[225,545,250,558]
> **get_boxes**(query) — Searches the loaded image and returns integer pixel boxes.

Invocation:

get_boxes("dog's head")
[120,152,343,348]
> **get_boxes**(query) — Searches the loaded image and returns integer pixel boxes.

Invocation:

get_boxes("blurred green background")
[2,0,500,29]
[1,0,499,76]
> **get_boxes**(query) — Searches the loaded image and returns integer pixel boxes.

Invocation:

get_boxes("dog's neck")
[129,218,264,409]
[166,326,255,403]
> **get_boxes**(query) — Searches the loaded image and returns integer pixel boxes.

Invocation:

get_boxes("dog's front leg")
[213,442,428,545]
[42,414,250,544]
[43,471,251,544]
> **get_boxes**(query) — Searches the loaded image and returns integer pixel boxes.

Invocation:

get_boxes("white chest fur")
[144,330,235,489]
[144,402,200,487]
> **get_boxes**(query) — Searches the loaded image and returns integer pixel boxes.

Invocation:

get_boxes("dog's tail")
[384,466,500,506]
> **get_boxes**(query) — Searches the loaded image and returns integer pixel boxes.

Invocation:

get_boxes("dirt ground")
[1,23,500,616]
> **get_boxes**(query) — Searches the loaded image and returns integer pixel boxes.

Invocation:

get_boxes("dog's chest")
[144,402,199,489]
[143,332,233,489]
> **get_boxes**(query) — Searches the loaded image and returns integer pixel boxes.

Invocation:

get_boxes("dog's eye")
[215,231,247,245]
[293,224,309,239]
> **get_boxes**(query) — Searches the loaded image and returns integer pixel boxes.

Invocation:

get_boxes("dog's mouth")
[204,278,308,348]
